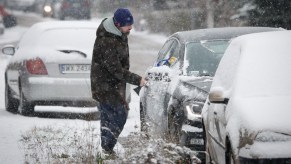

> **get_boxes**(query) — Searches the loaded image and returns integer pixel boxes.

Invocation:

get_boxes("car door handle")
[214,111,218,120]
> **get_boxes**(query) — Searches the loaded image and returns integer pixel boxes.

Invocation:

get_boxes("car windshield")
[185,40,229,76]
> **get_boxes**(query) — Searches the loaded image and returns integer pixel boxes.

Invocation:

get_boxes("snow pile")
[116,133,201,164]
[19,124,100,164]
[19,126,201,164]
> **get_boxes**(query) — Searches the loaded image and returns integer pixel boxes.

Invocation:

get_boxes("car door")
[142,38,180,136]
[151,37,181,111]
[206,100,227,163]
[206,41,241,163]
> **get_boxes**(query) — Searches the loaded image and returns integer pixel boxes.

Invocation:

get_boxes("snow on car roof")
[171,27,285,44]
[19,21,99,41]
[233,30,291,97]
[217,30,291,137]
[30,20,99,30]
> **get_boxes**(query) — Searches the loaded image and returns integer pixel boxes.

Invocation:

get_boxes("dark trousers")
[99,103,128,151]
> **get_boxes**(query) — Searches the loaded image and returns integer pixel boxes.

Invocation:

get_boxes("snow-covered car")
[42,0,63,18]
[202,30,291,164]
[59,0,91,20]
[2,21,100,116]
[139,27,285,162]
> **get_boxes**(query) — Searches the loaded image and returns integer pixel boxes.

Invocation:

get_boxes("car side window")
[155,39,179,67]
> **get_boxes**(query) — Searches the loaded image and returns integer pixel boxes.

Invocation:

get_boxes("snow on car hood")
[226,95,291,149]
[229,96,291,132]
[180,76,213,93]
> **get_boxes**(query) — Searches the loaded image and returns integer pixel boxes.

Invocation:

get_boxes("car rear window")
[38,28,94,48]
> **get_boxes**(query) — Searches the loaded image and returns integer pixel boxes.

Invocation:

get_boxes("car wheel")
[167,107,181,143]
[225,140,235,164]
[19,89,35,116]
[5,81,19,113]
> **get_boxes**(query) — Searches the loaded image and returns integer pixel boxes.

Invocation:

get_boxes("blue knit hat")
[113,8,134,27]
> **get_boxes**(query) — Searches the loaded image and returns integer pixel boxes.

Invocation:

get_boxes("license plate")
[60,64,91,73]
[190,138,204,145]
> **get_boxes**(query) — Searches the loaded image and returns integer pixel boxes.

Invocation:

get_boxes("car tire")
[167,106,181,144]
[19,89,35,116]
[5,81,19,113]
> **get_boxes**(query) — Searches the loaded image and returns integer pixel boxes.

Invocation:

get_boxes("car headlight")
[185,102,203,121]
[255,131,291,142]
[44,5,52,12]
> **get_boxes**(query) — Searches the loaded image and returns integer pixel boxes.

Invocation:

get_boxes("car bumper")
[238,141,291,164]
[239,157,291,164]
[26,77,94,102]
[43,11,53,17]
[181,120,206,163]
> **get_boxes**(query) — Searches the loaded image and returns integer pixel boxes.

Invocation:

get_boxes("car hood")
[227,96,291,134]
[180,76,213,93]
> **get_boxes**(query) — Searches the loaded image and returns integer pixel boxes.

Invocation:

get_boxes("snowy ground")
[0,13,202,164]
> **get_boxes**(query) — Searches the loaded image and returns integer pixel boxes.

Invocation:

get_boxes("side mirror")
[2,45,15,56]
[209,87,229,104]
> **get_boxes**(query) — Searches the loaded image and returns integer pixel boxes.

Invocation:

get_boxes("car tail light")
[26,58,48,75]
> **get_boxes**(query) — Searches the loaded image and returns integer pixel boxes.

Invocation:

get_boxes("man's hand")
[140,77,147,86]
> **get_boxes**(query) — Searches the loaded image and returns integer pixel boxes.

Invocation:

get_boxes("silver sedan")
[3,21,99,115]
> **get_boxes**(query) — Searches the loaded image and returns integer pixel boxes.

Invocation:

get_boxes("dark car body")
[0,4,17,28]
[139,27,284,163]
[59,0,90,20]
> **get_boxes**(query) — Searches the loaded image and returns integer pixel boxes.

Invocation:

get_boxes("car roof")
[29,21,98,33]
[13,21,98,62]
[170,27,285,43]
[20,21,98,45]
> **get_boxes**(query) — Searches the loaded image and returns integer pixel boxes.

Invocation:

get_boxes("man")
[90,8,146,156]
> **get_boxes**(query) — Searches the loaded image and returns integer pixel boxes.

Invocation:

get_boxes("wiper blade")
[59,50,87,58]
[199,73,212,77]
